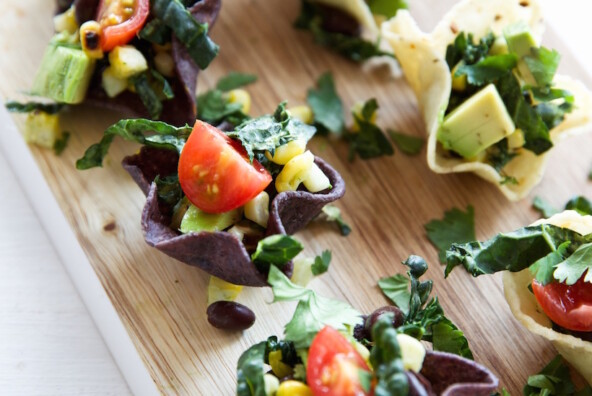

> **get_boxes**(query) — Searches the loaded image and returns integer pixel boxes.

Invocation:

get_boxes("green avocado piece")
[439,84,515,158]
[504,21,537,86]
[31,40,95,104]
[179,204,242,233]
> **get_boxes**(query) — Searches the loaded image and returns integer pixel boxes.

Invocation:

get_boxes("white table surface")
[0,1,589,395]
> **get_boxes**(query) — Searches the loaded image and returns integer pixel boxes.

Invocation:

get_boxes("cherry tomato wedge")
[96,0,150,52]
[307,326,372,396]
[178,120,272,214]
[532,276,592,332]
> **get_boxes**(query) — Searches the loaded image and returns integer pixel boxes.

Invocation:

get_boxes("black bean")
[207,301,255,331]
[365,306,405,336]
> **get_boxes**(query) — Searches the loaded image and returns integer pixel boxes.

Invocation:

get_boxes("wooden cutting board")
[1,0,591,394]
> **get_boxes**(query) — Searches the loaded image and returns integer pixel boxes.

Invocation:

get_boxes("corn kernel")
[276,380,312,396]
[109,45,148,79]
[287,105,314,124]
[451,61,467,92]
[275,151,314,193]
[244,191,269,228]
[226,89,251,114]
[397,333,426,372]
[207,276,243,305]
[351,101,377,132]
[269,350,293,378]
[507,129,525,150]
[302,163,331,193]
[265,139,307,165]
[53,6,78,34]
[79,21,104,59]
[102,66,128,98]
[264,374,280,396]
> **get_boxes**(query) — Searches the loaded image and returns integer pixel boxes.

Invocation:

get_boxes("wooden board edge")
[0,105,159,396]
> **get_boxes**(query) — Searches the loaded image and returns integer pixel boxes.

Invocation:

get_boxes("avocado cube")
[438,84,515,158]
[179,204,242,233]
[32,42,95,104]
[504,21,538,86]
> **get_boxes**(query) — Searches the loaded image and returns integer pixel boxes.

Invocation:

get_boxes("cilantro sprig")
[424,205,476,263]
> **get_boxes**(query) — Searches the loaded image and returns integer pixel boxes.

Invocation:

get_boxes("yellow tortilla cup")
[382,0,592,200]
[502,210,592,384]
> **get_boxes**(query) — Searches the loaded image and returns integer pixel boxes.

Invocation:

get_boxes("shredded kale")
[154,174,183,208]
[321,205,352,236]
[236,342,267,396]
[53,131,70,155]
[388,130,424,155]
[139,19,171,45]
[251,235,304,273]
[294,0,395,62]
[424,205,476,263]
[150,0,219,69]
[565,196,592,216]
[311,250,331,275]
[216,72,257,92]
[532,196,560,218]
[5,101,65,114]
[347,99,394,160]
[76,119,192,169]
[130,71,173,120]
[307,72,345,134]
[197,72,257,125]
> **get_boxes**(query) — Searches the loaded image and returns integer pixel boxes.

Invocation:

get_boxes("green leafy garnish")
[151,0,219,69]
[5,101,65,114]
[294,0,395,62]
[154,174,183,208]
[529,241,570,285]
[307,72,345,134]
[378,274,410,314]
[565,196,592,216]
[554,243,592,285]
[216,72,257,92]
[197,72,256,125]
[424,205,476,263]
[53,131,70,155]
[139,18,171,45]
[523,355,592,396]
[268,265,363,349]
[321,205,352,236]
[455,54,518,86]
[227,102,316,163]
[533,196,560,218]
[236,341,266,396]
[388,130,424,155]
[76,119,192,169]
[251,235,304,273]
[130,72,166,120]
[347,99,394,160]
[524,47,561,87]
[311,250,331,275]
[367,0,408,18]
[370,314,409,396]
[445,32,495,69]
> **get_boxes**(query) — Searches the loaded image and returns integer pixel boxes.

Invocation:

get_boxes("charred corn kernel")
[287,105,314,124]
[290,257,314,287]
[24,111,61,149]
[507,129,525,150]
[275,150,314,193]
[451,62,467,92]
[244,191,269,228]
[102,66,128,97]
[264,374,280,396]
[265,139,307,165]
[276,381,312,396]
[269,350,293,378]
[397,333,426,372]
[226,89,251,114]
[80,21,104,59]
[302,163,331,193]
[109,45,148,79]
[154,51,175,77]
[351,101,377,132]
[207,276,243,304]
[53,6,78,34]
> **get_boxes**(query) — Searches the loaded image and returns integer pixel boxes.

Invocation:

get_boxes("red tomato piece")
[532,276,592,332]
[178,120,272,214]
[307,326,372,396]
[97,0,150,52]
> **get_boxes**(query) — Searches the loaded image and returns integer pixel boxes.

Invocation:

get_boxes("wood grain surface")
[1,0,591,394]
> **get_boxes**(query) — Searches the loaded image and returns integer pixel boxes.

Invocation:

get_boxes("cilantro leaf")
[251,235,304,273]
[565,196,592,216]
[226,102,316,163]
[307,72,345,134]
[553,242,592,285]
[268,265,363,349]
[367,0,408,18]
[53,131,70,155]
[455,54,518,85]
[370,314,409,395]
[445,32,495,69]
[524,47,561,87]
[378,274,410,314]
[347,99,394,160]
[388,130,424,155]
[522,355,592,396]
[321,205,352,236]
[530,241,570,285]
[311,250,331,275]
[425,205,476,263]
[76,119,192,170]
[236,341,266,396]
[197,89,248,125]
[533,196,560,218]
[5,101,65,114]
[216,72,257,92]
